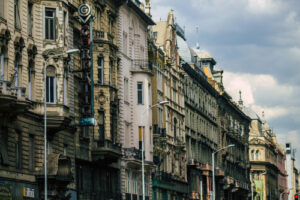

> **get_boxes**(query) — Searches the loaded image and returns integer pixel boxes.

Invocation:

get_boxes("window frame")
[28,3,33,36]
[97,57,104,84]
[14,0,21,29]
[0,52,4,80]
[137,82,143,105]
[46,66,56,104]
[45,8,56,40]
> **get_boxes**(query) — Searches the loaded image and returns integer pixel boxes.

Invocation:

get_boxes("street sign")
[78,4,91,24]
[79,118,95,126]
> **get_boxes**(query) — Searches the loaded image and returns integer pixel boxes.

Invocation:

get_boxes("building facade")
[0,0,77,199]
[117,1,155,200]
[246,108,279,200]
[73,0,123,199]
[277,144,288,200]
[151,10,188,200]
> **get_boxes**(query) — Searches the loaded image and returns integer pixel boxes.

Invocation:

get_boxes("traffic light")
[295,194,299,200]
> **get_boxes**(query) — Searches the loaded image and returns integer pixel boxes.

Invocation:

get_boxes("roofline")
[126,0,155,25]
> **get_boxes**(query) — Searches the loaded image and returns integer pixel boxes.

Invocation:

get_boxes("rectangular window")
[63,72,68,105]
[97,57,104,84]
[45,8,55,40]
[148,83,151,106]
[124,78,129,102]
[47,140,51,155]
[14,0,21,29]
[28,67,32,100]
[126,170,131,193]
[98,111,104,144]
[137,82,143,104]
[123,32,128,55]
[63,144,67,156]
[0,53,4,80]
[14,62,19,86]
[109,59,113,85]
[28,134,34,170]
[16,132,22,169]
[157,71,162,91]
[28,3,33,36]
[63,11,67,45]
[46,76,56,103]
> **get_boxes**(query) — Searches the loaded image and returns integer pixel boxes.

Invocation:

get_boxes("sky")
[149,0,300,167]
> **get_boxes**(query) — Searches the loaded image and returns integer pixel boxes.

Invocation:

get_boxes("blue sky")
[150,0,300,166]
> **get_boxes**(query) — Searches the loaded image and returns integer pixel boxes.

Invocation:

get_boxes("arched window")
[251,150,255,160]
[256,150,260,160]
[46,65,56,103]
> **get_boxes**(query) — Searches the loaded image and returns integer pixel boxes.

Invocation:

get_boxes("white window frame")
[46,67,56,104]
[97,57,104,84]
[63,71,68,105]
[0,53,4,80]
[137,82,143,104]
[28,67,32,100]
[45,8,55,40]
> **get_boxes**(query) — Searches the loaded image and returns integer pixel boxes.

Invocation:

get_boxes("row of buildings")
[0,0,298,199]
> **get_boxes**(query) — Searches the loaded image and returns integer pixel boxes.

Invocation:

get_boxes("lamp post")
[212,144,235,200]
[43,49,80,200]
[141,100,169,200]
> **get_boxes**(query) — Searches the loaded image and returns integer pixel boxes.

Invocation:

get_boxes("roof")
[127,0,155,25]
[243,107,261,120]
[176,35,192,63]
[192,48,216,65]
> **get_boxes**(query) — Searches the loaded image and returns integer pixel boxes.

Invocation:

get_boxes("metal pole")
[212,152,215,200]
[44,60,47,200]
[251,181,253,200]
[89,8,94,118]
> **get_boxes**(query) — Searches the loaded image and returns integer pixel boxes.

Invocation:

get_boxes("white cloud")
[247,0,281,14]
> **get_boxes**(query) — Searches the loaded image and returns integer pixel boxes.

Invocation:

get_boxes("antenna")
[196,26,200,49]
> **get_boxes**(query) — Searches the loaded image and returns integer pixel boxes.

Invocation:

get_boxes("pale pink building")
[277,145,288,200]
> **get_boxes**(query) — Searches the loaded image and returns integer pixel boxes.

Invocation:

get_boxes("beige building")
[151,9,188,200]
[246,109,279,200]
[0,0,77,199]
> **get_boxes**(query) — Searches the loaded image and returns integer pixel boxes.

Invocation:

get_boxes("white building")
[117,0,155,199]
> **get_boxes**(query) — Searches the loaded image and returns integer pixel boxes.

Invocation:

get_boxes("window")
[109,58,113,85]
[28,67,33,100]
[123,32,128,55]
[0,52,4,80]
[63,144,67,156]
[14,0,21,29]
[137,82,143,104]
[158,108,163,128]
[28,135,34,170]
[148,83,151,106]
[153,32,157,40]
[45,8,55,40]
[28,3,33,36]
[124,78,129,102]
[97,57,104,84]
[46,66,56,103]
[174,118,177,139]
[251,150,255,160]
[63,11,67,45]
[98,111,104,144]
[14,61,19,86]
[126,170,131,193]
[157,71,162,91]
[16,131,22,169]
[47,140,52,155]
[0,127,9,165]
[132,173,137,194]
[256,150,260,160]
[63,70,68,105]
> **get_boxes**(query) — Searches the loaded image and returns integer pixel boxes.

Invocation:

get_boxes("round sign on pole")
[78,4,91,23]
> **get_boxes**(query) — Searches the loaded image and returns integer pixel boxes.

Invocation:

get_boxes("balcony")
[124,147,143,160]
[92,139,121,163]
[131,60,153,74]
[0,80,31,113]
[153,171,173,182]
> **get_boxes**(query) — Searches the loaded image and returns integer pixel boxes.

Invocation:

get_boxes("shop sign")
[0,183,12,200]
[23,187,35,198]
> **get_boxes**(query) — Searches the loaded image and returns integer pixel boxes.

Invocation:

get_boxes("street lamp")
[141,100,169,200]
[212,144,235,200]
[43,49,80,200]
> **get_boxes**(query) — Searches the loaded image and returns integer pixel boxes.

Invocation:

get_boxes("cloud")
[151,0,300,166]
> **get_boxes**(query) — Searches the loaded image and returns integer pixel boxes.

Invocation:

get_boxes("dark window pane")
[46,77,49,102]
[50,77,54,102]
